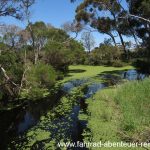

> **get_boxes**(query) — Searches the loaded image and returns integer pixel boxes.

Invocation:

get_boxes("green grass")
[115,79,150,141]
[63,65,134,82]
[83,78,150,150]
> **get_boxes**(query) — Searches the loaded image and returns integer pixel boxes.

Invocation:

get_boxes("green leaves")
[22,62,56,99]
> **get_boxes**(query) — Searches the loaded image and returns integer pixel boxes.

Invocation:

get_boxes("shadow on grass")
[69,69,86,73]
[64,69,86,78]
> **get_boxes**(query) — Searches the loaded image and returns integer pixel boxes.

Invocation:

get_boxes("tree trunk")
[129,29,140,48]
[34,49,38,65]
[107,32,117,46]
[117,31,128,59]
[132,32,139,48]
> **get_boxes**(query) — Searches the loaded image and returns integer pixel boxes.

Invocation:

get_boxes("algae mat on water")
[63,65,134,81]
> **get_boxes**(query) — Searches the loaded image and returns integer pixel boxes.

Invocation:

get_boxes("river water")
[0,69,148,149]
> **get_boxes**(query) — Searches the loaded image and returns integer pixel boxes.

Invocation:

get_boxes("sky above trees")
[0,0,135,46]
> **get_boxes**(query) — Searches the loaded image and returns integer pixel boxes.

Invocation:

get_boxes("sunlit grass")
[115,78,150,140]
[83,78,150,150]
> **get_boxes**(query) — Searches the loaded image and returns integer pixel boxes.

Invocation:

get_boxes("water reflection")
[18,112,37,133]
[62,79,88,92]
[85,83,106,98]
[122,69,147,80]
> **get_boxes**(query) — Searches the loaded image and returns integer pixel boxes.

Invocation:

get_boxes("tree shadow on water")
[96,69,130,85]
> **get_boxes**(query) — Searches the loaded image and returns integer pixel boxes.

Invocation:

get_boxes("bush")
[0,51,23,102]
[22,62,56,99]
[111,60,125,67]
[0,50,23,84]
[83,45,123,66]
[44,42,69,72]
[133,59,150,73]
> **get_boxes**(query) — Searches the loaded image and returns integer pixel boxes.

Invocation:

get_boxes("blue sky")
[0,0,80,28]
[0,0,133,47]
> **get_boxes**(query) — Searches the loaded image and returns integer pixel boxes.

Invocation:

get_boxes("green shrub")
[111,60,125,67]
[44,44,69,72]
[0,51,23,102]
[0,50,23,84]
[22,62,56,99]
[133,59,150,73]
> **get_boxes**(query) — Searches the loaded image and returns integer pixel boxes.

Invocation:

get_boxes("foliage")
[27,21,48,48]
[44,38,85,71]
[0,21,85,103]
[89,44,122,65]
[44,42,70,72]
[22,62,56,99]
[133,59,150,73]
[73,0,130,56]
[0,0,25,19]
[0,50,23,84]
[127,0,150,52]
[111,60,126,67]
[66,39,86,65]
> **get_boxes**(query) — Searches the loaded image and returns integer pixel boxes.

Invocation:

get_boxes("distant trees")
[1,25,22,49]
[81,32,95,53]
[92,44,122,61]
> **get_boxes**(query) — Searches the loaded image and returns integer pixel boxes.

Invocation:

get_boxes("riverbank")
[1,65,148,149]
[0,65,133,111]
[83,78,150,150]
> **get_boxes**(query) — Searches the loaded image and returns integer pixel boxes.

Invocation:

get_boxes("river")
[0,69,148,150]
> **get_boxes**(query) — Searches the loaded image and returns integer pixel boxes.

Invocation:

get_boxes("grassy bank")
[83,78,150,150]
[63,65,133,82]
